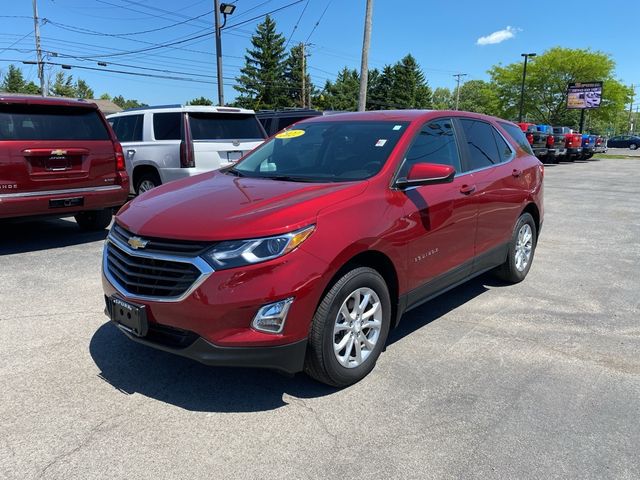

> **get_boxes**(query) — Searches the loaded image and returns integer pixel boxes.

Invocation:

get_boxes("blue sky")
[1,0,638,105]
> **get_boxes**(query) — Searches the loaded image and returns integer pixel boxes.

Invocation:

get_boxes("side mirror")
[396,163,456,189]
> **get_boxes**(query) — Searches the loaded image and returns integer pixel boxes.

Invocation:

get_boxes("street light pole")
[518,52,536,123]
[214,0,224,106]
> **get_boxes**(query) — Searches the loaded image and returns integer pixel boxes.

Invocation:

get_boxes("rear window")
[188,113,265,140]
[499,121,534,155]
[0,104,110,141]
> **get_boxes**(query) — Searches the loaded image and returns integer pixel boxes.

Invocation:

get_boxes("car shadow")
[90,273,495,412]
[0,217,108,255]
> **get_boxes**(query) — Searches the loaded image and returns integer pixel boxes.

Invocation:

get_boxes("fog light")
[252,298,294,334]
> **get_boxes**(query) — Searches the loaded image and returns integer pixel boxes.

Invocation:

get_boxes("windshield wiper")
[262,174,319,183]
[225,167,247,177]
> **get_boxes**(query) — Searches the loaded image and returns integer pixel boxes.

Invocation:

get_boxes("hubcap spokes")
[333,287,382,369]
[139,180,155,193]
[515,224,533,272]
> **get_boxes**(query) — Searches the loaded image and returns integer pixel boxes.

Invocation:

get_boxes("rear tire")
[74,208,113,231]
[630,143,638,150]
[135,171,161,195]
[304,267,391,387]
[495,213,537,284]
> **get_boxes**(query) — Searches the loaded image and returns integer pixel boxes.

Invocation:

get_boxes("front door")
[398,118,478,306]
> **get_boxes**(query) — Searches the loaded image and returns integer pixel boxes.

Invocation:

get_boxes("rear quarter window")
[153,112,181,140]
[188,113,265,140]
[0,105,110,141]
[110,114,143,143]
[499,121,534,155]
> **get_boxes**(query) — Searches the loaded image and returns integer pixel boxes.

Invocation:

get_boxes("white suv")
[107,105,266,194]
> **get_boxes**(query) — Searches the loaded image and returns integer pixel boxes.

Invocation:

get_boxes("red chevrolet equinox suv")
[102,110,543,387]
[0,95,129,229]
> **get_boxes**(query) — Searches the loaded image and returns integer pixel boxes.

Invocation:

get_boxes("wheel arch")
[521,202,540,235]
[132,164,161,190]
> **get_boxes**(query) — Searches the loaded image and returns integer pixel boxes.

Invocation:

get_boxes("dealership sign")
[567,82,603,109]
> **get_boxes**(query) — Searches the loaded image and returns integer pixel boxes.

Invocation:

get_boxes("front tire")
[74,208,113,231]
[305,267,391,387]
[495,212,537,283]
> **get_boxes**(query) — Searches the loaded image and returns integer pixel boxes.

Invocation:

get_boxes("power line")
[304,0,332,43]
[0,31,34,56]
[284,0,310,50]
[224,0,304,31]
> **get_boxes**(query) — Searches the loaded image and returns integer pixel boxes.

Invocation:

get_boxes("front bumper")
[111,317,307,374]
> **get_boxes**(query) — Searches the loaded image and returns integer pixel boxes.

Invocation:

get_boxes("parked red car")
[0,95,129,229]
[102,110,543,386]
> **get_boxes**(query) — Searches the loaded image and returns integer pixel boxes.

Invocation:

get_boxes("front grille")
[106,241,201,298]
[110,223,210,256]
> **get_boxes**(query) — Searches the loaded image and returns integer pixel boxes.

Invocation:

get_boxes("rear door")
[187,112,266,170]
[0,102,117,193]
[399,118,477,303]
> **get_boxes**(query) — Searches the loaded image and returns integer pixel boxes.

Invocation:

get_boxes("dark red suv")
[102,110,543,386]
[0,95,129,229]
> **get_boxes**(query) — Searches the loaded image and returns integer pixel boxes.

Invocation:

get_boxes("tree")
[387,54,432,109]
[112,95,146,109]
[50,71,76,97]
[1,64,40,94]
[368,66,394,109]
[99,93,111,100]
[452,80,499,115]
[315,68,360,111]
[284,43,313,108]
[489,47,632,130]
[235,15,289,110]
[187,96,213,105]
[74,79,94,99]
[432,87,453,110]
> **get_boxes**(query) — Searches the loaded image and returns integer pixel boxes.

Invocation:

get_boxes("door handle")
[512,168,523,177]
[459,184,476,195]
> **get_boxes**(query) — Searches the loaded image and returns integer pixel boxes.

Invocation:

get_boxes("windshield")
[188,113,265,140]
[230,120,408,182]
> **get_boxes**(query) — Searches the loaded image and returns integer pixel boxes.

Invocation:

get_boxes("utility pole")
[453,73,467,110]
[357,0,373,112]
[214,0,224,106]
[301,43,306,108]
[518,53,536,122]
[628,84,635,134]
[32,0,45,96]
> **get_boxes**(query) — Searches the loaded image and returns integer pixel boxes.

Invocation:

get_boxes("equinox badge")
[128,236,149,250]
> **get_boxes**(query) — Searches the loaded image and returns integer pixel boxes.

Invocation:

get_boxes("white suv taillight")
[180,113,195,168]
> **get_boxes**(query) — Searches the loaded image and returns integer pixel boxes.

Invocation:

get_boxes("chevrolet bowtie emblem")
[51,149,67,156]
[128,236,149,249]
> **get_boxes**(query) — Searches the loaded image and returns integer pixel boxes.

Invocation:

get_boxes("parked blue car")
[581,134,597,159]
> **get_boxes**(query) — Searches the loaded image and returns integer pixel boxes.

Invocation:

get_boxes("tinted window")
[153,112,181,140]
[276,117,299,131]
[0,105,110,141]
[460,119,501,170]
[492,128,514,163]
[233,121,409,182]
[111,114,143,143]
[189,113,264,140]
[499,121,534,155]
[399,119,461,177]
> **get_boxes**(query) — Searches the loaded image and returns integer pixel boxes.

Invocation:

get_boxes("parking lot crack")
[284,395,339,446]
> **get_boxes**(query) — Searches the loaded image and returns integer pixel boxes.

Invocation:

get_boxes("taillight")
[546,135,554,147]
[584,138,590,145]
[180,114,195,168]
[526,133,534,145]
[114,141,125,171]
[180,140,195,168]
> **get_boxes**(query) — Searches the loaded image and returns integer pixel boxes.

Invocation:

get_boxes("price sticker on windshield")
[275,129,305,139]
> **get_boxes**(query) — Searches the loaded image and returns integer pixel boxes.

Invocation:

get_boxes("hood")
[116,170,368,241]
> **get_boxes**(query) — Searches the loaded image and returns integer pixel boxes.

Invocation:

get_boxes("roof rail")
[123,104,182,112]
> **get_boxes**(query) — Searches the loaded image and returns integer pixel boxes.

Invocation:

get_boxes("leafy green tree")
[235,15,289,109]
[453,80,499,115]
[1,64,40,94]
[112,95,146,109]
[387,54,432,109]
[99,93,111,100]
[489,47,632,129]
[432,87,453,110]
[75,79,94,99]
[187,96,213,105]
[50,71,76,97]
[284,43,313,108]
[315,68,360,111]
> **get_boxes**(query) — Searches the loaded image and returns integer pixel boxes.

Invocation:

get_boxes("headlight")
[202,225,315,269]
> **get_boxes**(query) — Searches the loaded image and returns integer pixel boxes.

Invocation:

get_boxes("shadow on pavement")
[0,217,108,255]
[90,273,496,412]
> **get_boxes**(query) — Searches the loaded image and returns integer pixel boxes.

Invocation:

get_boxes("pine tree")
[368,65,394,109]
[1,64,40,94]
[316,68,359,111]
[50,71,76,97]
[75,79,94,99]
[284,43,313,108]
[235,15,288,110]
[388,54,432,109]
[187,96,213,105]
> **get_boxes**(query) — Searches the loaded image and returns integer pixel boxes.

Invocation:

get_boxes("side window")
[492,128,514,163]
[499,121,533,156]
[111,114,143,143]
[459,119,501,170]
[399,118,461,177]
[153,112,181,140]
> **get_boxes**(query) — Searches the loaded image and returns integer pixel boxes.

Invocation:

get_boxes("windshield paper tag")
[375,139,387,147]
[275,129,305,139]
[392,125,402,130]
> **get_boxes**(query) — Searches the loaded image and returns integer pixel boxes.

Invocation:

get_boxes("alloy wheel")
[515,223,533,272]
[138,180,156,193]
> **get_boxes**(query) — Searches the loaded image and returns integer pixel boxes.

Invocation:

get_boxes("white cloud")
[476,26,520,46]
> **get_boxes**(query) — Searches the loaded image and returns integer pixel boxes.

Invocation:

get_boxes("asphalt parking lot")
[1,158,639,480]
